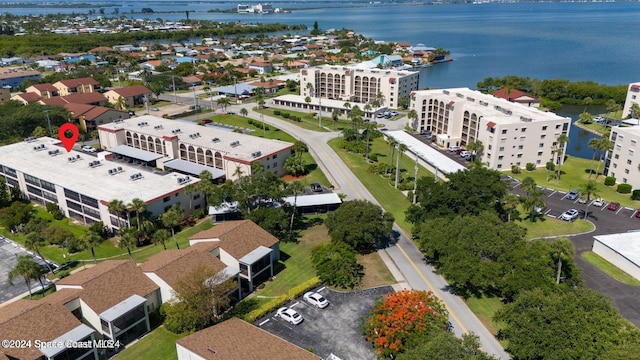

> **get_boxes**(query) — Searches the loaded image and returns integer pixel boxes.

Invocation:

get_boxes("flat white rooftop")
[99,115,293,162]
[593,232,640,268]
[415,88,570,125]
[386,130,466,174]
[274,94,385,112]
[0,137,198,204]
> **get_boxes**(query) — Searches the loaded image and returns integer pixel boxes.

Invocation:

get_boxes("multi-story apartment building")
[604,126,640,189]
[622,82,640,119]
[409,88,572,170]
[300,65,419,109]
[0,136,200,231]
[98,115,293,180]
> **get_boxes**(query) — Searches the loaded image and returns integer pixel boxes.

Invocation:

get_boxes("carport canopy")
[108,145,163,162]
[385,130,466,175]
[164,158,226,179]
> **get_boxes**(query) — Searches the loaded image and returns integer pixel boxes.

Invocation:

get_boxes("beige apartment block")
[300,65,419,109]
[622,82,640,119]
[409,88,572,170]
[604,126,640,190]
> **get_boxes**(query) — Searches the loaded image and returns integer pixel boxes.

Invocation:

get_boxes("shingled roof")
[188,220,279,259]
[140,247,226,289]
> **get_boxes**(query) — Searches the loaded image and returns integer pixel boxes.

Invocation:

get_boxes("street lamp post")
[318,96,322,128]
[413,155,418,204]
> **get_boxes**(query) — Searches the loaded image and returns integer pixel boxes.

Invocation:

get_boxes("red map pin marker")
[58,123,79,152]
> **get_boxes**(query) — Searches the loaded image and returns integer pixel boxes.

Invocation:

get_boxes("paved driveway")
[0,237,52,304]
[257,286,393,360]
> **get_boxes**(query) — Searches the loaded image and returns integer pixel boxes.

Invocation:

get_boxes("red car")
[635,210,640,218]
[607,202,620,211]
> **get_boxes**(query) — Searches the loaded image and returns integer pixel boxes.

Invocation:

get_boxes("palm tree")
[343,101,351,117]
[151,229,170,250]
[8,256,43,299]
[331,108,340,130]
[82,230,103,264]
[161,204,184,249]
[240,108,248,118]
[386,135,396,176]
[304,96,312,113]
[545,161,556,182]
[551,238,574,284]
[287,181,304,239]
[522,186,546,222]
[395,143,407,189]
[363,104,372,119]
[128,198,146,230]
[579,112,593,124]
[217,97,231,113]
[587,138,600,178]
[407,109,418,129]
[107,199,128,228]
[579,180,600,219]
[118,226,138,263]
[502,193,521,222]
[521,176,537,196]
[184,183,196,210]
[555,134,569,184]
[466,140,484,160]
[582,96,592,113]
[115,96,127,111]
[25,232,54,273]
[594,138,611,179]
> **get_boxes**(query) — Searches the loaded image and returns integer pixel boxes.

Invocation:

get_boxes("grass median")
[581,251,640,286]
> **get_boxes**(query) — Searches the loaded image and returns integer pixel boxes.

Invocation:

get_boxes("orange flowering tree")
[363,290,449,358]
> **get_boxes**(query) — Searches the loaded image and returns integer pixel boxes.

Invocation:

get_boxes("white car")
[591,198,605,207]
[82,145,96,153]
[559,209,579,221]
[593,116,605,123]
[459,151,471,158]
[277,307,303,325]
[448,146,461,152]
[303,292,329,309]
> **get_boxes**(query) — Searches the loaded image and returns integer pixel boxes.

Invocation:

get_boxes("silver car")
[559,209,579,221]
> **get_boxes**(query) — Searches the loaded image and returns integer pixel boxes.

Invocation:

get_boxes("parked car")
[534,204,546,214]
[448,146,461,152]
[591,198,605,207]
[607,202,620,211]
[459,151,471,158]
[559,209,579,221]
[636,209,640,218]
[303,292,329,309]
[127,110,135,116]
[376,113,385,118]
[201,119,212,124]
[277,307,303,325]
[566,189,579,200]
[82,145,96,153]
[310,182,323,192]
[150,106,159,111]
[577,197,587,204]
[593,116,605,123]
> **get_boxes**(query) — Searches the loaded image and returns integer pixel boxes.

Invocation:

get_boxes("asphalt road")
[224,102,510,359]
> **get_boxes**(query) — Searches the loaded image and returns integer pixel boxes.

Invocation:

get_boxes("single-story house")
[104,85,152,108]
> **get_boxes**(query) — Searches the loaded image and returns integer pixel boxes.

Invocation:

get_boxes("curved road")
[219,103,510,359]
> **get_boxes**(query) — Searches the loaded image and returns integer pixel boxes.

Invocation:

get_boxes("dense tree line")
[0,101,70,144]
[406,167,640,358]
[0,22,306,56]
[477,75,627,105]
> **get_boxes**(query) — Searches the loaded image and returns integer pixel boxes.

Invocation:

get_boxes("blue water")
[7,1,638,158]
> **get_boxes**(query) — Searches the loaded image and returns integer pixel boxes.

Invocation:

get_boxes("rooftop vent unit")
[479,100,488,106]
[212,137,220,143]
[108,168,119,175]
[443,90,450,95]
[130,173,143,181]
[48,149,61,156]
[88,160,101,168]
[115,119,124,123]
[170,128,182,134]
[251,151,262,158]
[176,176,192,185]
[456,93,464,98]
[24,136,36,142]
[154,125,164,130]
[519,116,533,122]
[68,157,77,163]
[33,144,46,151]
[230,141,240,147]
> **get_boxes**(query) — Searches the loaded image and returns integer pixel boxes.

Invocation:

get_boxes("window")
[499,147,504,151]
[488,144,492,150]
[273,162,277,167]
[521,128,526,132]
[542,125,548,131]
[625,169,630,174]
[193,194,201,200]
[498,155,504,160]
[518,145,523,150]
[629,149,635,156]
[614,154,619,159]
[623,178,628,183]
[502,129,508,134]
[517,154,523,158]
[632,139,637,146]
[541,134,546,139]
[539,143,544,148]
[628,159,632,165]
[163,196,170,203]
[536,160,541,164]
[273,154,278,158]
[613,163,617,168]
[497,164,502,169]
[556,124,561,129]
[538,151,543,156]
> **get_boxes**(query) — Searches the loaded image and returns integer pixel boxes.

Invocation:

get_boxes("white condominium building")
[98,115,293,180]
[409,88,572,170]
[622,82,640,119]
[300,65,419,109]
[604,126,640,190]
[0,137,200,230]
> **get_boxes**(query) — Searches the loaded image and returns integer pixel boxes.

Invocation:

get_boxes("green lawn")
[509,155,640,208]
[115,326,184,360]
[515,215,594,240]
[581,251,640,286]
[464,296,507,347]
[257,107,330,132]
[328,137,434,234]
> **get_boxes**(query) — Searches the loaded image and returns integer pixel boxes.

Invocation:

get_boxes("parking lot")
[0,237,52,304]
[257,286,393,360]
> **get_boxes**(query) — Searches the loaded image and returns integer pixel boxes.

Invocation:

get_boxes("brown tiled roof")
[12,92,41,103]
[493,87,539,102]
[29,83,57,92]
[56,77,99,88]
[189,220,279,260]
[109,84,151,97]
[64,103,114,121]
[249,80,285,89]
[88,46,115,53]
[176,317,321,360]
[141,248,226,289]
[0,302,82,359]
[40,96,67,106]
[57,260,158,314]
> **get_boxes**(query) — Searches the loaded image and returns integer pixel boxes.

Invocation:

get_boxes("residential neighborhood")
[0,9,640,360]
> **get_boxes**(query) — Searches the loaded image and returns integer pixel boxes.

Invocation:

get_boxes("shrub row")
[277,112,302,122]
[247,119,271,131]
[242,276,321,323]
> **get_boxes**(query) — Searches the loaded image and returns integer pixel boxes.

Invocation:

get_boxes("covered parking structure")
[283,193,342,214]
[108,144,164,167]
[385,130,466,176]
[164,158,226,181]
